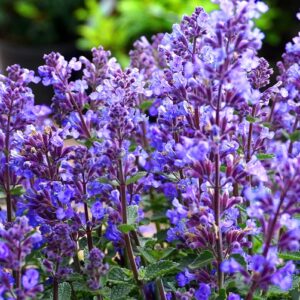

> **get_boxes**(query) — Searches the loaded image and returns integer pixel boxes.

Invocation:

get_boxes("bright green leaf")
[126,171,147,185]
[140,100,153,111]
[118,224,136,233]
[256,153,275,160]
[10,185,25,196]
[278,252,300,261]
[289,130,300,142]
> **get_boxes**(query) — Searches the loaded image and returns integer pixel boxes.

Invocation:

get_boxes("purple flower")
[22,269,39,290]
[195,283,211,300]
[228,293,241,300]
[221,259,243,275]
[0,242,9,260]
[177,269,196,287]
[271,261,295,290]
[91,201,105,220]
[163,182,178,199]
[166,199,188,225]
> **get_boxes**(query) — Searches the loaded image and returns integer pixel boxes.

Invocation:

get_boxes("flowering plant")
[0,1,299,300]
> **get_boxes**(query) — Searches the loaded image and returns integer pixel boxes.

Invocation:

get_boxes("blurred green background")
[0,0,299,67]
[75,0,300,66]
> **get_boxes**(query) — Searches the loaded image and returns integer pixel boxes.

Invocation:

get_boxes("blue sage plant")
[0,1,299,299]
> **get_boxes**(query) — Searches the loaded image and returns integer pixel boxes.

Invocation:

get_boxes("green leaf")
[256,153,275,160]
[215,288,227,300]
[137,247,156,264]
[10,185,25,196]
[140,100,153,111]
[107,267,133,283]
[110,283,135,300]
[137,246,176,264]
[262,122,272,128]
[231,254,247,267]
[139,260,178,281]
[246,115,259,123]
[127,205,139,225]
[118,224,136,233]
[188,250,214,270]
[289,130,300,142]
[14,1,40,18]
[126,171,147,185]
[58,282,71,300]
[278,252,300,261]
[220,165,227,172]
[83,103,90,110]
[71,281,92,293]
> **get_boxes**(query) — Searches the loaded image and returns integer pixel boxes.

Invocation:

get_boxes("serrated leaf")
[99,286,112,298]
[126,171,147,185]
[67,273,84,282]
[127,205,139,225]
[107,267,133,283]
[110,283,135,300]
[289,130,300,142]
[139,260,178,281]
[256,153,275,160]
[188,250,214,270]
[58,282,71,300]
[72,281,92,293]
[137,246,176,264]
[118,224,136,233]
[137,246,156,264]
[278,252,300,261]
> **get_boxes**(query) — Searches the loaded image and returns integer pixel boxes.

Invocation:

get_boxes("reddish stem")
[214,81,224,290]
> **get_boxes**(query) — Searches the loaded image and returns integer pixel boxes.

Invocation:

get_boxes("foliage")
[0,0,85,44]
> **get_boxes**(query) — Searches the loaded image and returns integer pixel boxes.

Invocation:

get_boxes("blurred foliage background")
[76,0,300,67]
[0,0,298,67]
[0,0,85,44]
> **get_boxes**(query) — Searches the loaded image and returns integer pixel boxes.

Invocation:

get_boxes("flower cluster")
[0,1,299,300]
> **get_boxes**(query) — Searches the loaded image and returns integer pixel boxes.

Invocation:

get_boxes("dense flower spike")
[0,217,43,299]
[0,65,39,222]
[0,2,299,300]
